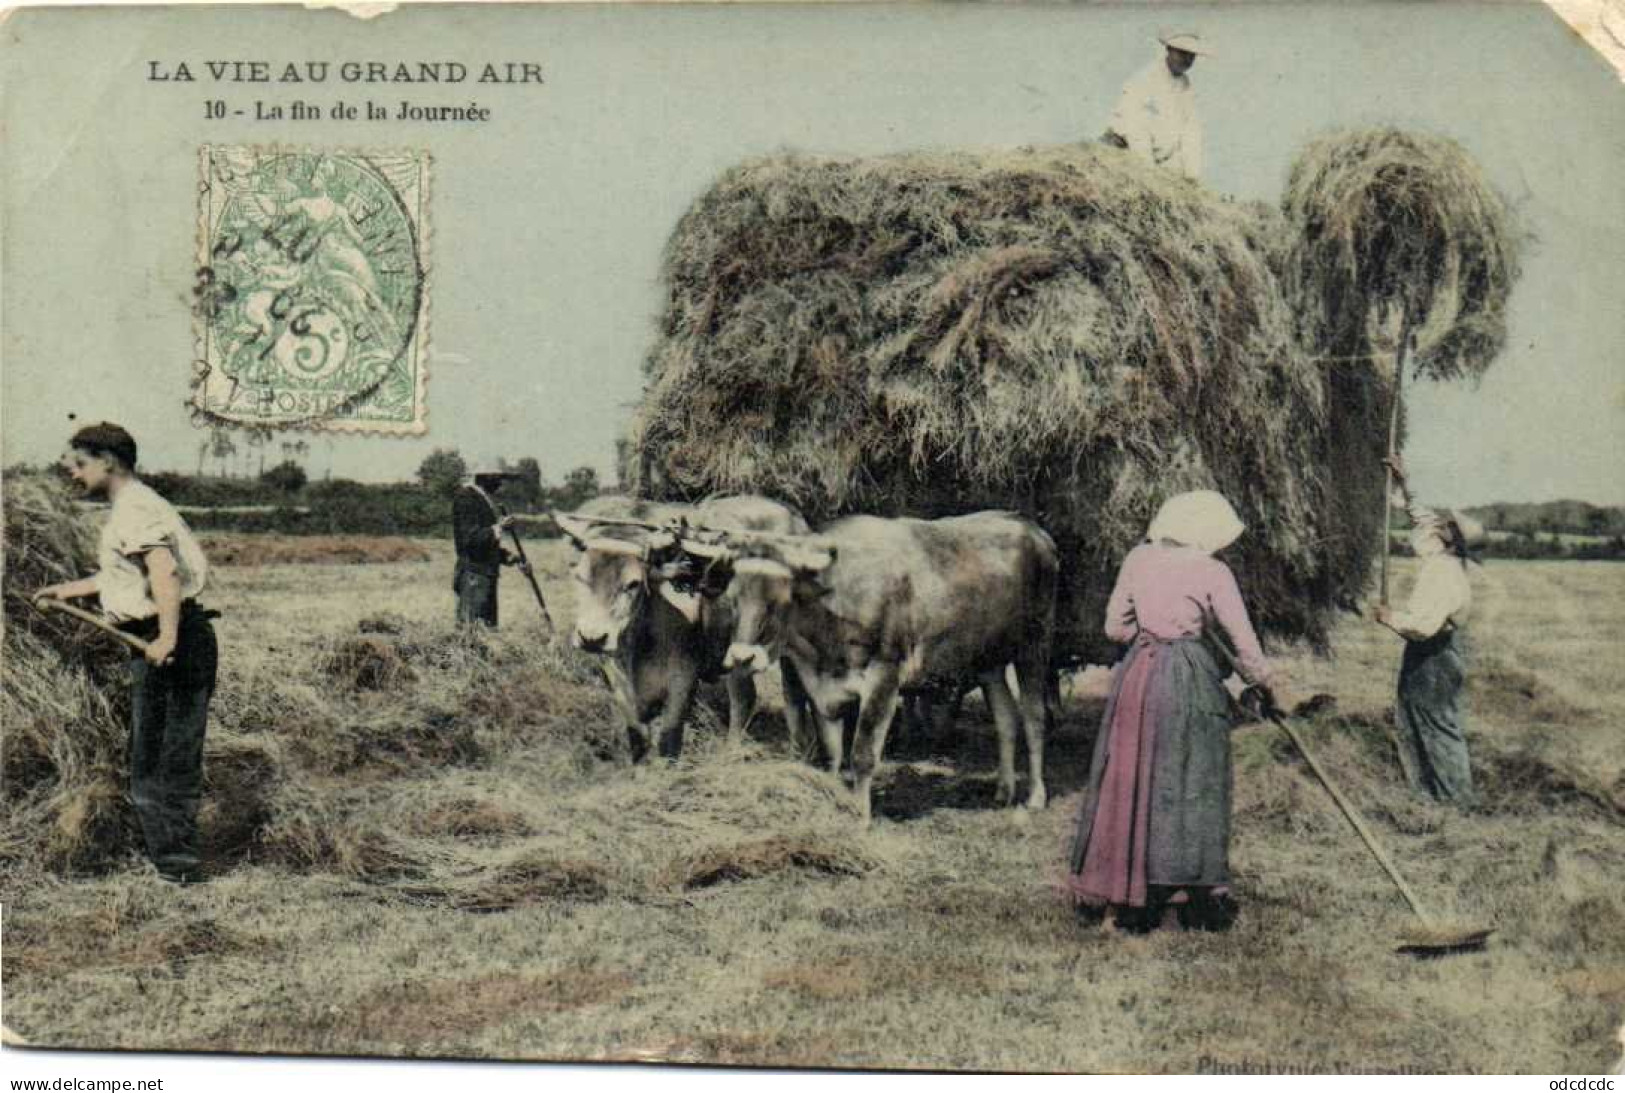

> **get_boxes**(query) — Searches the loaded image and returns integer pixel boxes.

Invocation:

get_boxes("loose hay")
[673,833,876,890]
[628,133,1520,660]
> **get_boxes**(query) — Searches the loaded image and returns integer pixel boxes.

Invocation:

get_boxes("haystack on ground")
[628,132,1520,660]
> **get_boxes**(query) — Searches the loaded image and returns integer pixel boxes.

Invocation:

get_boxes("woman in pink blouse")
[1066,490,1286,932]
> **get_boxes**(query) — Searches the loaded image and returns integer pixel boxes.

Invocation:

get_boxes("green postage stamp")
[192,146,431,433]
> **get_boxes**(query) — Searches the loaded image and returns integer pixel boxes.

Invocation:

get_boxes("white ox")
[692,511,1059,821]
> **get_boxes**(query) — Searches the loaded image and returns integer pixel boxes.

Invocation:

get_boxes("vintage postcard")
[2,0,1622,1078]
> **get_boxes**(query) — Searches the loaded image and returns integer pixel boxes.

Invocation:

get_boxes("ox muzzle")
[723,643,774,674]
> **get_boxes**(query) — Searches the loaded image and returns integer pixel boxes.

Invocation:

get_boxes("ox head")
[679,534,836,674]
[557,513,679,654]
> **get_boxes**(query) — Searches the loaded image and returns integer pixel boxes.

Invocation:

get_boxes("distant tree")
[209,427,238,478]
[416,448,468,496]
[1586,509,1611,537]
[503,457,545,510]
[555,466,601,511]
[262,460,308,493]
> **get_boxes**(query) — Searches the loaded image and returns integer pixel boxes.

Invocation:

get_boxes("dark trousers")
[454,562,499,627]
[122,604,219,876]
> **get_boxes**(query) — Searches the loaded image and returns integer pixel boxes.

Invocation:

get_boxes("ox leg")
[850,671,902,825]
[817,710,845,777]
[654,661,700,762]
[780,660,818,764]
[935,685,967,744]
[600,660,649,764]
[725,669,758,746]
[1016,658,1050,810]
[980,670,1021,807]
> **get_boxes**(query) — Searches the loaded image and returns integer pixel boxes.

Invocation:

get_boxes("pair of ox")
[556,495,813,763]
[559,500,1058,822]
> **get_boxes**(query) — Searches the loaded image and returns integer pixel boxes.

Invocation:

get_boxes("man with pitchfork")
[35,422,218,885]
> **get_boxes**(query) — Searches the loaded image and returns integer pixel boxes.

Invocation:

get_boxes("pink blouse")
[1103,542,1275,685]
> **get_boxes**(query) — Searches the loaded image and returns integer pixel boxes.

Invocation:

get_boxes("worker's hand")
[144,634,177,668]
[33,585,68,605]
[497,515,516,531]
[1383,454,1407,484]
[517,561,533,577]
[1373,605,1393,626]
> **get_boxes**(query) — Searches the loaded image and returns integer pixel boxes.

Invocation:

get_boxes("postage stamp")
[191,146,431,434]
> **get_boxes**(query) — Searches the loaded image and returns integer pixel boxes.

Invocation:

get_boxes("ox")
[556,495,812,762]
[694,512,1058,822]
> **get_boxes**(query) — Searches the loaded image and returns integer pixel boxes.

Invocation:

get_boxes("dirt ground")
[3,541,1622,1072]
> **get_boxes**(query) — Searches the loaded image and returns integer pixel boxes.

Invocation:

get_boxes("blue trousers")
[124,605,218,876]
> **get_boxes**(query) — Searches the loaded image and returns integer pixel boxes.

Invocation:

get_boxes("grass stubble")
[2,488,1621,1070]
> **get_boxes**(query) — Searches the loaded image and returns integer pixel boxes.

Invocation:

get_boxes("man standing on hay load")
[1375,455,1484,807]
[452,464,527,628]
[34,423,217,886]
[1103,31,1207,181]
[1065,491,1291,932]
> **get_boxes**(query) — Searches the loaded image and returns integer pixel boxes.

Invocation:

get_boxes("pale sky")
[3,1,1622,507]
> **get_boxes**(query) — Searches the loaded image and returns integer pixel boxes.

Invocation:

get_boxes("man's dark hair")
[69,422,138,472]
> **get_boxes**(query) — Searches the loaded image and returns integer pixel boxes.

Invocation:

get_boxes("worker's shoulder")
[116,480,181,522]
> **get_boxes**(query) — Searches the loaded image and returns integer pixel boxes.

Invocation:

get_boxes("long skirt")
[1395,626,1474,805]
[1066,634,1233,908]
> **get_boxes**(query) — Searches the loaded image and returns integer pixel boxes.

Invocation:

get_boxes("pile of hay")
[627,130,1520,660]
[1279,129,1522,612]
[2,475,135,871]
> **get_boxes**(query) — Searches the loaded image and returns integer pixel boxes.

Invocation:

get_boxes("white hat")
[1147,490,1245,554]
[1158,32,1211,57]
[1446,509,1487,550]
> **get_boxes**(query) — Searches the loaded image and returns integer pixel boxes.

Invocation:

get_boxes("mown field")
[3,540,1623,1072]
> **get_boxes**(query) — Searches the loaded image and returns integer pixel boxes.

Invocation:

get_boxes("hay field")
[3,540,1622,1072]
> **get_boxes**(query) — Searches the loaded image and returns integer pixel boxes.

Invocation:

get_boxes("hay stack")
[628,133,1520,660]
[1279,128,1522,612]
[1,475,134,872]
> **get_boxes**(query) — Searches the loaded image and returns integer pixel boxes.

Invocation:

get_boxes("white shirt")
[1389,494,1471,640]
[96,480,209,622]
[1107,57,1204,181]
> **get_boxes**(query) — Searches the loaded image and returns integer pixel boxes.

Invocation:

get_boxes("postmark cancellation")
[192,145,431,434]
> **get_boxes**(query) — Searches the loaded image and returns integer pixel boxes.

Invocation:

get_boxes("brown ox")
[556,495,812,762]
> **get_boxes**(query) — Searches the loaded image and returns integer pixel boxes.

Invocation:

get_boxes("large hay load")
[628,131,1519,662]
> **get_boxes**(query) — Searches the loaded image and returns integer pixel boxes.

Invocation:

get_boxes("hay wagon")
[625,131,1519,666]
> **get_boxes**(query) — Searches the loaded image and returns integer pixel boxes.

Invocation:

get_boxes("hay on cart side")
[629,145,1344,659]
[1279,128,1522,612]
[1280,126,1522,383]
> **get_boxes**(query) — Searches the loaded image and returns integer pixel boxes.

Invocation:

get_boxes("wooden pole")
[32,598,152,655]
[1379,315,1414,608]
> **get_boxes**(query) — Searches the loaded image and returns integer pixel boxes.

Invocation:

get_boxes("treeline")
[9,447,605,538]
[1462,499,1624,538]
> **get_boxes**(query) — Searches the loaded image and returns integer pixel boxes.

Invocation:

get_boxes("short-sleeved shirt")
[1389,493,1472,640]
[96,480,209,622]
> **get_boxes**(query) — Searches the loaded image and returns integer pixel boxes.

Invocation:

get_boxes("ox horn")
[681,537,735,562]
[733,556,794,579]
[784,544,836,573]
[555,513,593,549]
[584,537,646,558]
